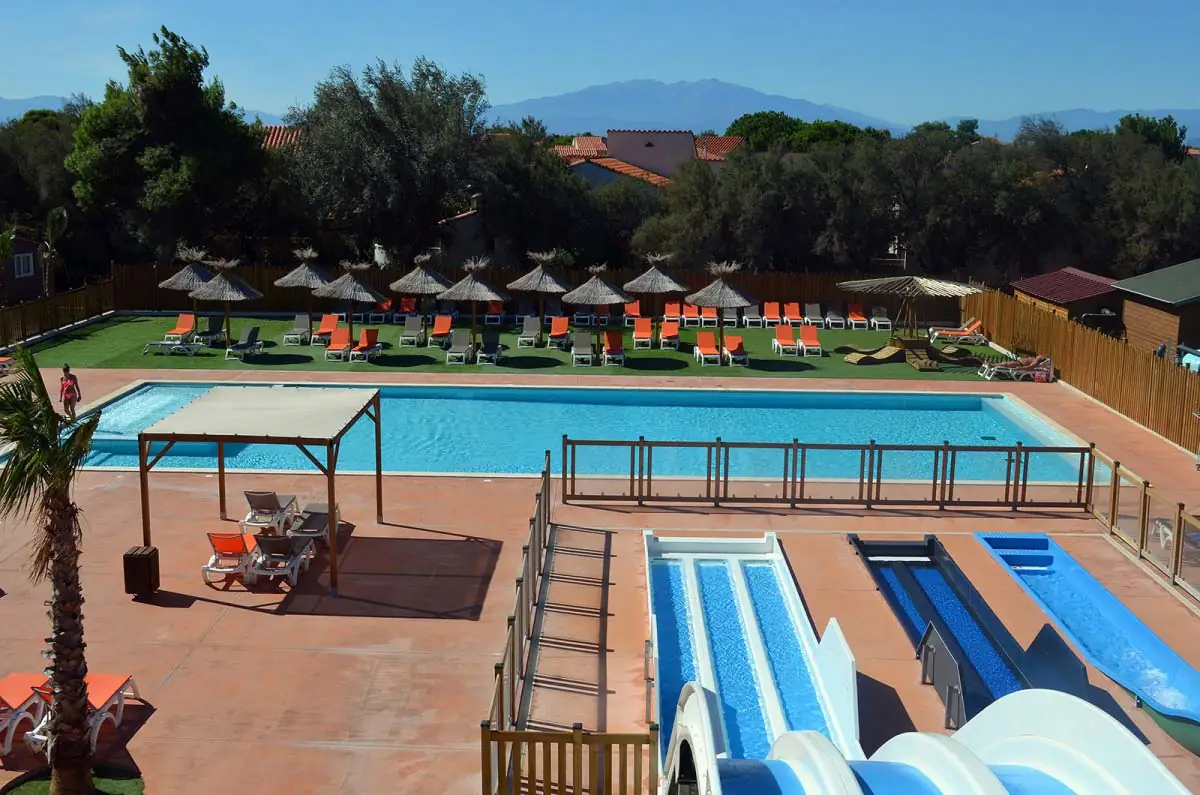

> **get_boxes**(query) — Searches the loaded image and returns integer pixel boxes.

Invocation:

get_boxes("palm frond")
[463,255,491,273]
[413,252,435,266]
[706,260,743,277]
[176,245,208,264]
[527,249,561,266]
[645,252,674,265]
[293,246,319,262]
[206,257,241,271]
[587,263,608,276]
[338,259,371,272]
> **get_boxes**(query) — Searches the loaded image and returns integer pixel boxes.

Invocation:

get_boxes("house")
[4,237,44,304]
[1111,258,1200,352]
[1010,267,1118,320]
[556,131,746,188]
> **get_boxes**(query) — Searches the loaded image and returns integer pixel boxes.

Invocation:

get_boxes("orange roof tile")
[572,136,607,154]
[1188,147,1200,158]
[695,135,744,159]
[572,157,671,188]
[262,125,302,149]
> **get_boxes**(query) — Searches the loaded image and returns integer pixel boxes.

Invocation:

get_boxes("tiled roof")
[1188,147,1200,158]
[439,209,477,226]
[695,135,744,159]
[262,125,302,149]
[1011,267,1116,305]
[570,157,671,188]
[607,129,694,135]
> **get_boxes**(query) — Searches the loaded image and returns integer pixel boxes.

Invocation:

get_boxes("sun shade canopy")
[562,275,630,306]
[389,264,453,295]
[141,386,376,445]
[137,385,384,595]
[158,264,213,291]
[624,266,688,295]
[835,275,982,298]
[274,263,331,289]
[685,279,755,308]
[507,265,570,294]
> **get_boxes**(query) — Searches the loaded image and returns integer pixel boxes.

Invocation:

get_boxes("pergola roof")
[141,386,375,445]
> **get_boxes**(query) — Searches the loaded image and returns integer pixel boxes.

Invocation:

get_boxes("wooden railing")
[480,723,659,795]
[965,289,1200,455]
[488,451,553,732]
[560,436,1096,511]
[1090,448,1200,605]
[0,281,114,346]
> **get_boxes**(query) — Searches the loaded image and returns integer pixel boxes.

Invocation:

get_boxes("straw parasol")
[188,258,262,345]
[437,256,508,346]
[508,250,571,319]
[389,252,454,311]
[274,247,331,332]
[563,264,632,351]
[685,261,756,359]
[836,275,982,336]
[158,246,213,315]
[314,261,386,339]
[624,253,687,337]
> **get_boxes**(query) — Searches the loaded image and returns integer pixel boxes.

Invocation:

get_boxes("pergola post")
[374,392,384,523]
[327,442,339,597]
[138,435,151,546]
[217,441,227,520]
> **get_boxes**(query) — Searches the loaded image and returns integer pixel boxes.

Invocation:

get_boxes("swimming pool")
[83,382,1084,479]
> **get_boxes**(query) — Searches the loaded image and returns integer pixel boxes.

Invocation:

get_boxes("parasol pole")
[224,301,232,346]
[471,301,479,348]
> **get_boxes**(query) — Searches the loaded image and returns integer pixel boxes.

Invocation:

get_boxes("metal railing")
[561,436,1095,510]
[1090,449,1200,605]
[487,451,552,732]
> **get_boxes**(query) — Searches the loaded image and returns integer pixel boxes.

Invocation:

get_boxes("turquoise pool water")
[83,383,1084,479]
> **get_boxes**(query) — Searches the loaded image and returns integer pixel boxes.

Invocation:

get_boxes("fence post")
[507,615,519,718]
[560,436,569,504]
[864,440,875,507]
[480,721,493,795]
[713,437,722,507]
[1011,442,1023,511]
[1108,461,1121,535]
[637,436,645,506]
[1173,502,1187,580]
[939,441,950,509]
[1084,443,1096,510]
[572,723,585,792]
[790,439,799,508]
[649,723,660,786]
[1137,481,1151,556]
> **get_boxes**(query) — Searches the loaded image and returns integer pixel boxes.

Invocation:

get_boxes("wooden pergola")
[136,386,384,594]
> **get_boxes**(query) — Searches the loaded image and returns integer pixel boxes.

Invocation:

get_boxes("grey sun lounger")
[224,326,263,360]
[476,330,502,365]
[445,329,472,364]
[824,306,846,329]
[723,308,740,327]
[398,315,426,347]
[242,491,297,533]
[870,306,892,330]
[517,316,542,348]
[571,331,594,366]
[247,534,312,587]
[803,303,825,328]
[282,314,311,346]
[287,502,337,548]
[193,315,225,346]
[742,305,763,327]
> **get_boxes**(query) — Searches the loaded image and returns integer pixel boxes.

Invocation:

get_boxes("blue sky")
[2,0,1198,124]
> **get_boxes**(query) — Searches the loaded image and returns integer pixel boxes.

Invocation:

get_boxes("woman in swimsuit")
[59,364,81,421]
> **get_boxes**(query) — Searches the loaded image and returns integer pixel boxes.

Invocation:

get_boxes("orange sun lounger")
[659,320,680,349]
[682,303,701,327]
[763,302,782,326]
[848,303,869,329]
[350,328,381,361]
[324,328,352,360]
[427,315,453,347]
[799,324,822,357]
[693,331,721,366]
[309,313,339,346]
[633,318,653,348]
[783,302,801,325]
[723,335,748,366]
[164,313,195,342]
[25,673,143,754]
[772,325,799,355]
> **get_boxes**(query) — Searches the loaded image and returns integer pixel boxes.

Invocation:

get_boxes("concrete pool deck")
[0,367,1195,792]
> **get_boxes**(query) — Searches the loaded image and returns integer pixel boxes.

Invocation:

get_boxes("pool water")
[648,560,697,754]
[84,383,1086,479]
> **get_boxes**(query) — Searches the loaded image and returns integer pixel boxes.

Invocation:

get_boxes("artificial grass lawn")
[29,316,991,380]
[5,770,144,794]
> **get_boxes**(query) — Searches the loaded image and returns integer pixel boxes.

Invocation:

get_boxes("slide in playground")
[646,532,1190,795]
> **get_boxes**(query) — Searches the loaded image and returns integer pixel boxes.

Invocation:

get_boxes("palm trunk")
[44,494,94,795]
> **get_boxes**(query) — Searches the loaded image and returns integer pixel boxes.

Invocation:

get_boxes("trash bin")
[123,546,160,597]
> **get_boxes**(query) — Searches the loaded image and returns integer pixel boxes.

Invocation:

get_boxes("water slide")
[849,534,1030,724]
[981,533,1200,752]
[647,533,1191,795]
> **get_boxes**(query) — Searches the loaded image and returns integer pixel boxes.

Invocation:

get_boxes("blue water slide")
[979,533,1200,724]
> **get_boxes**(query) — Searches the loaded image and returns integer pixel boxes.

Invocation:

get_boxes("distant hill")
[490,79,903,136]
[0,96,285,125]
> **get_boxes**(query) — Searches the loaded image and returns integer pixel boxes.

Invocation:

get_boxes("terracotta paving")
[3,367,1198,791]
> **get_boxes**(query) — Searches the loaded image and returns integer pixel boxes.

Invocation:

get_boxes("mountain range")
[4,79,1198,143]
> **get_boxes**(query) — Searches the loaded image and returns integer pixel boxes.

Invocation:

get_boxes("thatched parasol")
[836,275,982,336]
[624,253,687,337]
[314,261,386,338]
[159,247,214,316]
[508,250,571,319]
[389,252,453,302]
[563,265,631,352]
[437,256,508,346]
[274,248,331,332]
[188,262,263,345]
[686,261,756,358]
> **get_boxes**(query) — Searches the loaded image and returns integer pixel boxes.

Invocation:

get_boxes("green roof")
[1112,258,1200,307]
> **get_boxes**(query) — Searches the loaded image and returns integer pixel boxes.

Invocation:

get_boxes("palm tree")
[0,346,101,794]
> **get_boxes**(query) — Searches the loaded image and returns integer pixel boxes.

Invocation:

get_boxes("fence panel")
[481,723,658,795]
[965,290,1200,454]
[1174,514,1200,603]
[0,281,114,346]
[1109,470,1147,551]
[1141,491,1182,576]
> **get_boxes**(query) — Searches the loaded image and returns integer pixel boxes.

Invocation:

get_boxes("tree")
[67,27,266,263]
[288,57,489,259]
[0,346,102,794]
[1116,113,1189,161]
[726,111,801,151]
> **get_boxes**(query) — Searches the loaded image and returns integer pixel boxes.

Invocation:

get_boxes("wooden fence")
[481,723,659,795]
[113,263,962,319]
[0,281,114,346]
[965,290,1200,455]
